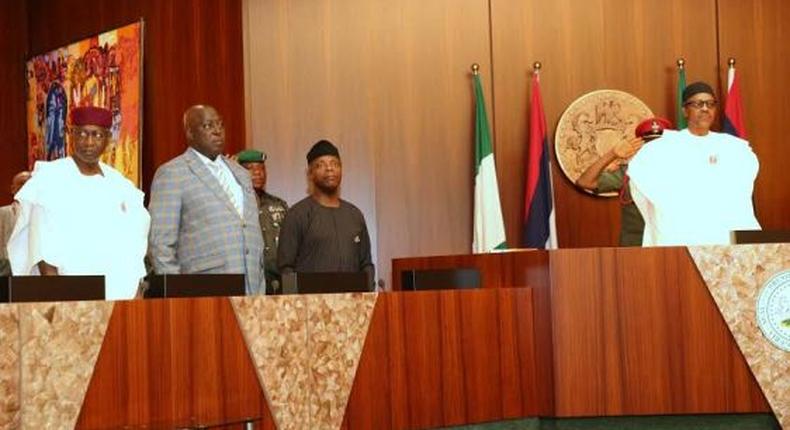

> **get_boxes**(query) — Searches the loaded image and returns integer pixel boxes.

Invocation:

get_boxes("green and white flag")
[676,61,688,129]
[472,72,507,253]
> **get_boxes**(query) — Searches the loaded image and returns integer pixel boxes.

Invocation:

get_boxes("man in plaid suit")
[148,105,265,294]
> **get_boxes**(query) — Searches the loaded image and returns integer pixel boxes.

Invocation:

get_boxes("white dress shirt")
[190,147,244,216]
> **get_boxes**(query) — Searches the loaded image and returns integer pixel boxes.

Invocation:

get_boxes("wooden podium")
[389,247,771,420]
[0,246,779,429]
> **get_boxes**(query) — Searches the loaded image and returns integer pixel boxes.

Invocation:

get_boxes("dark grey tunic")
[277,196,374,286]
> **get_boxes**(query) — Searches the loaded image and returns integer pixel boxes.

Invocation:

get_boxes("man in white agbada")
[628,81,760,246]
[7,106,150,300]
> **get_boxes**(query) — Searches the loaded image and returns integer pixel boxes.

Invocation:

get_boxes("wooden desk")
[392,247,771,419]
[0,246,776,429]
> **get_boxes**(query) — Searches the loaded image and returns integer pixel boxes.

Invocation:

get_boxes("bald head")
[11,171,31,197]
[183,105,225,160]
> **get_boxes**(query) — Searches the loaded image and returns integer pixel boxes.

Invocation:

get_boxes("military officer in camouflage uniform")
[236,149,288,294]
[575,117,672,246]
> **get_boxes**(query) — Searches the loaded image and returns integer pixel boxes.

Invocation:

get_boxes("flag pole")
[727,57,736,91]
[723,56,747,138]
[470,61,507,252]
[727,57,736,90]
[523,59,558,249]
[676,57,687,129]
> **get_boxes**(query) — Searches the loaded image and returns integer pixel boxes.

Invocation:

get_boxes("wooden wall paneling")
[243,0,381,284]
[369,0,493,285]
[489,0,720,248]
[717,0,790,231]
[549,247,771,417]
[244,0,492,286]
[76,298,271,429]
[13,0,790,260]
[0,0,29,207]
[26,0,247,196]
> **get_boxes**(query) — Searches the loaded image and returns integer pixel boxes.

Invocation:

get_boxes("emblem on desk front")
[756,269,790,352]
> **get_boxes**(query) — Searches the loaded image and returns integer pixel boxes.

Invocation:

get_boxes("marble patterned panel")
[0,305,20,430]
[306,293,378,430]
[689,244,790,429]
[18,301,114,430]
[231,295,310,430]
[232,293,379,430]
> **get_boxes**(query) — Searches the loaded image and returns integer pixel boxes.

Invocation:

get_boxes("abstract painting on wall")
[25,20,143,185]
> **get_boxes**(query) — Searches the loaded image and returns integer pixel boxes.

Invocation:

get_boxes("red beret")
[635,117,672,139]
[71,106,113,129]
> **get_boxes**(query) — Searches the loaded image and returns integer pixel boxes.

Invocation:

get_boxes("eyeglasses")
[684,99,718,110]
[70,128,110,141]
[200,119,224,131]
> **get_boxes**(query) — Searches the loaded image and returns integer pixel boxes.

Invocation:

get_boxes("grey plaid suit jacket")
[148,148,266,294]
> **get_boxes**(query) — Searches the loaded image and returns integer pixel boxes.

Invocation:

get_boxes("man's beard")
[314,181,339,195]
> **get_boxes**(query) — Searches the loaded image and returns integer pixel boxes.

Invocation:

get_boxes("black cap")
[682,81,715,103]
[307,140,340,164]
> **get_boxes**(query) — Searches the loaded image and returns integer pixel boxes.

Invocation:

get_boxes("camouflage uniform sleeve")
[596,168,624,193]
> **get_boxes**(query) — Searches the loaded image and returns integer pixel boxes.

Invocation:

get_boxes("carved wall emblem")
[554,90,653,196]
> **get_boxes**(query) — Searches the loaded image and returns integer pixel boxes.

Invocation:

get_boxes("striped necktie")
[209,162,243,216]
